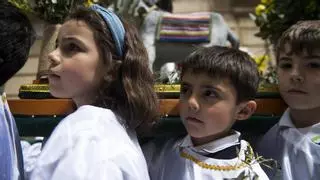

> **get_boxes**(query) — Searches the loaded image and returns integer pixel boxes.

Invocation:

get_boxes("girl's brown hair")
[66,7,159,134]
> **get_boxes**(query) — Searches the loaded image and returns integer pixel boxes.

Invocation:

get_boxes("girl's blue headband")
[90,4,125,57]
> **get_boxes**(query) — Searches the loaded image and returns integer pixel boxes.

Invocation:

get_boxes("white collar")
[278,108,296,128]
[180,131,241,154]
[279,108,320,129]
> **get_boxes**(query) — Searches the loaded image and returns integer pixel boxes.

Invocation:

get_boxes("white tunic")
[30,105,150,180]
[143,131,269,180]
[258,109,320,180]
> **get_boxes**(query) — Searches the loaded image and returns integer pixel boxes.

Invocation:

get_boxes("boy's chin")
[288,103,320,111]
[186,127,212,139]
[187,129,230,141]
[282,96,320,110]
[186,128,204,138]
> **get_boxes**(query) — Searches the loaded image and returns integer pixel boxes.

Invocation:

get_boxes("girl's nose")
[48,49,60,68]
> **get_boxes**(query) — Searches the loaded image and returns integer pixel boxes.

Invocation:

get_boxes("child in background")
[30,4,158,180]
[257,20,320,180]
[143,46,269,179]
[0,2,36,180]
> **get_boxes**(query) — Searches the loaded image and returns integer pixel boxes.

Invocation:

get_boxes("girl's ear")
[235,100,257,121]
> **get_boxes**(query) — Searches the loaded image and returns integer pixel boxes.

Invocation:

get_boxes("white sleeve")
[142,140,157,167]
[31,136,138,180]
[142,137,177,179]
[21,141,42,179]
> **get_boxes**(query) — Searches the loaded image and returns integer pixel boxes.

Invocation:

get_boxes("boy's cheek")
[179,103,188,116]
[277,75,289,87]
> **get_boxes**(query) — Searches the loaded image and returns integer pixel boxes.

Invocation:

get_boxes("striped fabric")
[156,13,212,43]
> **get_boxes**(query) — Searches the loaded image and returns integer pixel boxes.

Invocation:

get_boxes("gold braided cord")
[180,151,248,171]
[179,144,255,171]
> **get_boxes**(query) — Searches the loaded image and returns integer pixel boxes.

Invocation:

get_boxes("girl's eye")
[66,43,81,52]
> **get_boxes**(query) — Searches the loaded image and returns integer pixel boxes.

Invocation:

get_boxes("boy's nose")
[188,95,200,112]
[291,74,304,83]
[290,67,304,83]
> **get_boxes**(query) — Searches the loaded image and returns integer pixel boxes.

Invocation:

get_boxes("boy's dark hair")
[0,2,36,86]
[180,46,259,103]
[276,20,320,60]
[66,7,159,135]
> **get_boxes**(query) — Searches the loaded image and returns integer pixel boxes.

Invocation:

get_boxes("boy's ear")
[235,100,257,121]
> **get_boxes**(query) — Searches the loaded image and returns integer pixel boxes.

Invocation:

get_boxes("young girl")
[30,4,158,180]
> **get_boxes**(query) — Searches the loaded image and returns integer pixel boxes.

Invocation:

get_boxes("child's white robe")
[30,105,150,180]
[258,109,320,180]
[143,131,269,180]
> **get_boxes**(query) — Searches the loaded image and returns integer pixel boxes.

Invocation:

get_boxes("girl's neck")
[290,107,320,128]
[73,95,95,109]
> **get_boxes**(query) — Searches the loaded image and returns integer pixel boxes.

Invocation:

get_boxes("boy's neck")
[290,107,320,128]
[191,130,233,146]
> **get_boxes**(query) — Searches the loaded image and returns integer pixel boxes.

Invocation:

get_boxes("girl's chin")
[48,74,61,82]
[49,89,68,99]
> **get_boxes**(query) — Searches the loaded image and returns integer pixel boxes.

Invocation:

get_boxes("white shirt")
[258,108,320,180]
[180,131,241,156]
[143,131,269,180]
[30,105,150,180]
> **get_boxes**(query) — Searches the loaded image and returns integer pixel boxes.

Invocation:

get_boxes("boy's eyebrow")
[200,85,222,92]
[278,56,291,61]
[304,55,320,59]
[181,82,191,87]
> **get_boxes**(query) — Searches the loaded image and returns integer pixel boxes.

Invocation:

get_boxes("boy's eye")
[278,63,292,69]
[203,89,218,98]
[307,62,320,69]
[180,86,189,95]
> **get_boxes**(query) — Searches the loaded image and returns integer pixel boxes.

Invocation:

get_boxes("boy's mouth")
[287,89,307,94]
[186,117,202,124]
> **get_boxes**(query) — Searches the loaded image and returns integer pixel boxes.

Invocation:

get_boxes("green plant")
[259,65,278,92]
[32,0,82,24]
[250,0,320,45]
[8,0,110,24]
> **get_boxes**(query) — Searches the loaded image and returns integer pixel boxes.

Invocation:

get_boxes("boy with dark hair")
[258,20,320,180]
[0,1,36,179]
[144,46,269,179]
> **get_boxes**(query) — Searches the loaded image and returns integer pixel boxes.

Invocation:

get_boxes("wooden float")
[9,84,287,117]
[9,84,286,137]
